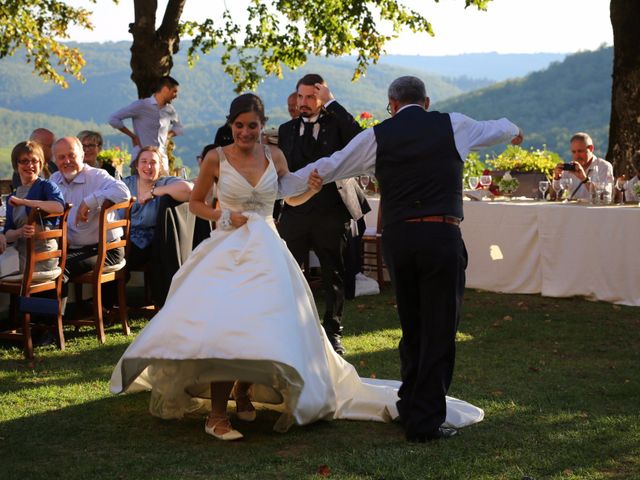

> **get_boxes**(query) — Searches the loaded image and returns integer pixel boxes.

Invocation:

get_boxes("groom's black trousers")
[382,220,467,437]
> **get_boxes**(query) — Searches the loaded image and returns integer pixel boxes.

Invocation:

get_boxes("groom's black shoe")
[406,427,458,443]
[327,333,346,356]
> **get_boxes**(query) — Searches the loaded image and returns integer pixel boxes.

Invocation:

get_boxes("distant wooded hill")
[0,42,610,171]
[434,47,613,159]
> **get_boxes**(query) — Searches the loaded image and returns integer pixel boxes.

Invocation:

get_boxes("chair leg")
[93,282,106,344]
[55,311,65,351]
[117,277,130,336]
[376,244,385,289]
[22,312,34,360]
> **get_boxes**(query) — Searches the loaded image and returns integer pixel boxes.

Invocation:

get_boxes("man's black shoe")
[406,427,458,443]
[327,333,346,356]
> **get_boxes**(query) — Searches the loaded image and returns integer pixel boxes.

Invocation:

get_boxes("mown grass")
[1,289,639,480]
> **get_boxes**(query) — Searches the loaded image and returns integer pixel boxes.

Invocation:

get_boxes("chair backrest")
[95,197,135,277]
[21,203,72,293]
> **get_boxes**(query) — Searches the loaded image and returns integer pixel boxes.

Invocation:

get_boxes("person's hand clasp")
[20,224,35,238]
[230,211,248,228]
[76,201,91,226]
[308,169,323,193]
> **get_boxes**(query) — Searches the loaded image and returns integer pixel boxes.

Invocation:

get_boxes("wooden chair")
[67,198,134,343]
[361,202,385,288]
[0,204,71,359]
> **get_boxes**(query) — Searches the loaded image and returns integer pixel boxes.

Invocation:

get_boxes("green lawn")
[1,289,639,480]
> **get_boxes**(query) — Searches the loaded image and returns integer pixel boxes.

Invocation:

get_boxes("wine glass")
[480,175,492,189]
[538,180,549,200]
[468,176,479,190]
[552,179,562,201]
[560,177,572,202]
[359,174,370,190]
[615,178,628,205]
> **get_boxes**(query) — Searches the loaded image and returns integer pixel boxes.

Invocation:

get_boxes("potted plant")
[97,147,131,177]
[486,145,560,198]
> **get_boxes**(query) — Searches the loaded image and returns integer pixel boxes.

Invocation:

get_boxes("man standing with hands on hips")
[280,76,523,442]
[109,76,183,173]
[277,74,368,356]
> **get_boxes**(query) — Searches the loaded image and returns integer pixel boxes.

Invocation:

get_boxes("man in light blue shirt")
[50,137,131,285]
[108,76,184,172]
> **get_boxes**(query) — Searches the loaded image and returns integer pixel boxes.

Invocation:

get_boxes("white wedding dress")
[110,146,484,432]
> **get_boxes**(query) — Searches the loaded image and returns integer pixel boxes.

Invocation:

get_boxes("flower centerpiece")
[497,172,520,197]
[486,145,560,197]
[487,145,560,177]
[97,147,130,176]
[355,111,379,129]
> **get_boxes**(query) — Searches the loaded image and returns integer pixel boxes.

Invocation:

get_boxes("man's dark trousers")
[382,220,467,438]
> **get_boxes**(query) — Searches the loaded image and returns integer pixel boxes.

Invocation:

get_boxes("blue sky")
[66,0,613,56]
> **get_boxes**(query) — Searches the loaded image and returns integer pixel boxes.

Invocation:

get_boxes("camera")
[562,163,576,171]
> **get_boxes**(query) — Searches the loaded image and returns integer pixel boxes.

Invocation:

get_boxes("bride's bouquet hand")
[308,169,323,194]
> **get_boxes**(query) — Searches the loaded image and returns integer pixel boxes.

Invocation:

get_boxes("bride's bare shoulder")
[267,145,289,175]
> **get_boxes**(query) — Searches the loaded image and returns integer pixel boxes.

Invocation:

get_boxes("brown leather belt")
[405,215,461,226]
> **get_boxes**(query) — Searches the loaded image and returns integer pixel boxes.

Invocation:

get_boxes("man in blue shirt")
[108,76,184,172]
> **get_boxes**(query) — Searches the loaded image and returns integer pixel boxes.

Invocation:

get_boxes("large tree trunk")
[129,0,186,98]
[607,0,640,176]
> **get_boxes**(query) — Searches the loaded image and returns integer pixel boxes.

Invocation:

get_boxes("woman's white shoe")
[204,416,243,441]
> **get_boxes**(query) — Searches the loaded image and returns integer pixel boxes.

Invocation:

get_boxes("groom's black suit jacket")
[278,101,362,217]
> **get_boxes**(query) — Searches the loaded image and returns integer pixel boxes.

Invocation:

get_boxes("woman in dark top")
[1,141,65,273]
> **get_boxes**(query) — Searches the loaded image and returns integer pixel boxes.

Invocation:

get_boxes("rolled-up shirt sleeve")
[83,171,131,210]
[278,128,377,198]
[171,112,184,137]
[108,101,140,129]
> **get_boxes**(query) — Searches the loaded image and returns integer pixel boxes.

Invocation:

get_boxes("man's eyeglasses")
[82,143,101,149]
[386,103,392,115]
[18,158,40,166]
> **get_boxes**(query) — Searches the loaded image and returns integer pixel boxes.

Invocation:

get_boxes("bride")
[110,93,484,440]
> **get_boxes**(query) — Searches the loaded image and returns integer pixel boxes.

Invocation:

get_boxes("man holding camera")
[553,132,613,201]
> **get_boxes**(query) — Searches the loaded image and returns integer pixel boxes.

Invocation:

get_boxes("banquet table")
[364,196,640,307]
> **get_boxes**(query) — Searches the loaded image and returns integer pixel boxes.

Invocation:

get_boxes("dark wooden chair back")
[0,203,71,359]
[68,198,134,343]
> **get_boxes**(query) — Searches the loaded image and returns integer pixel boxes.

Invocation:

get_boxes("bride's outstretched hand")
[308,169,323,193]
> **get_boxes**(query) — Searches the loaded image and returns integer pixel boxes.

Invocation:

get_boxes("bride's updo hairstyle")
[227,93,268,125]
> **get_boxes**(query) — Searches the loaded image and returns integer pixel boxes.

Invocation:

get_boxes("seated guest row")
[0,138,194,313]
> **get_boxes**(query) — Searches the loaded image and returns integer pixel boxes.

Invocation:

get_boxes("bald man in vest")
[281,75,523,442]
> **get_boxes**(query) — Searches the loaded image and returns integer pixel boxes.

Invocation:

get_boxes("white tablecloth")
[365,196,640,306]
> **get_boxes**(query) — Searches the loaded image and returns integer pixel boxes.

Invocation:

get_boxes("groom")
[281,76,523,442]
